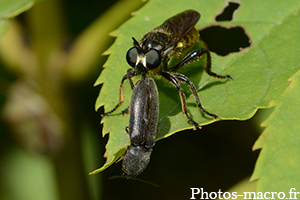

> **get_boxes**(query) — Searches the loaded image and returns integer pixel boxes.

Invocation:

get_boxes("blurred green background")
[0,0,262,199]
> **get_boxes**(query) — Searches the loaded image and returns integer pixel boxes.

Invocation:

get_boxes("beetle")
[122,77,159,178]
[103,10,232,129]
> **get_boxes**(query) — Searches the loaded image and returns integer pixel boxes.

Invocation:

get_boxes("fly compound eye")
[126,47,138,67]
[146,49,161,69]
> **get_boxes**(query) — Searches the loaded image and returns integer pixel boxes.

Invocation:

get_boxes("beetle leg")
[173,73,218,119]
[116,145,129,163]
[161,72,201,130]
[169,48,233,80]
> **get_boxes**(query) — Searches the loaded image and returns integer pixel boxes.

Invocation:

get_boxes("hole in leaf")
[215,1,240,21]
[199,26,251,56]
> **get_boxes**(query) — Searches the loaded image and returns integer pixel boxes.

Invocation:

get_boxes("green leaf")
[93,0,300,180]
[0,0,36,37]
[251,70,300,193]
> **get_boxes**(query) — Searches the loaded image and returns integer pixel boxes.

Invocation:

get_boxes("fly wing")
[162,10,200,42]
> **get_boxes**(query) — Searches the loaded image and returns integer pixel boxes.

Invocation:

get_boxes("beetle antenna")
[109,174,159,187]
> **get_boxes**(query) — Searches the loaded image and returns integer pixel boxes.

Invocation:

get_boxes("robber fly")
[103,9,233,129]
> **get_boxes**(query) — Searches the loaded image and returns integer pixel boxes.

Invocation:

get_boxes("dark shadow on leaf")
[186,102,212,119]
[198,79,231,92]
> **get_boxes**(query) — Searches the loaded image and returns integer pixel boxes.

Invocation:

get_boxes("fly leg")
[102,69,137,118]
[173,73,218,119]
[169,48,233,80]
[161,72,201,130]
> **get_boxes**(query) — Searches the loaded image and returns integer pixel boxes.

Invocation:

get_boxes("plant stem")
[65,0,146,82]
